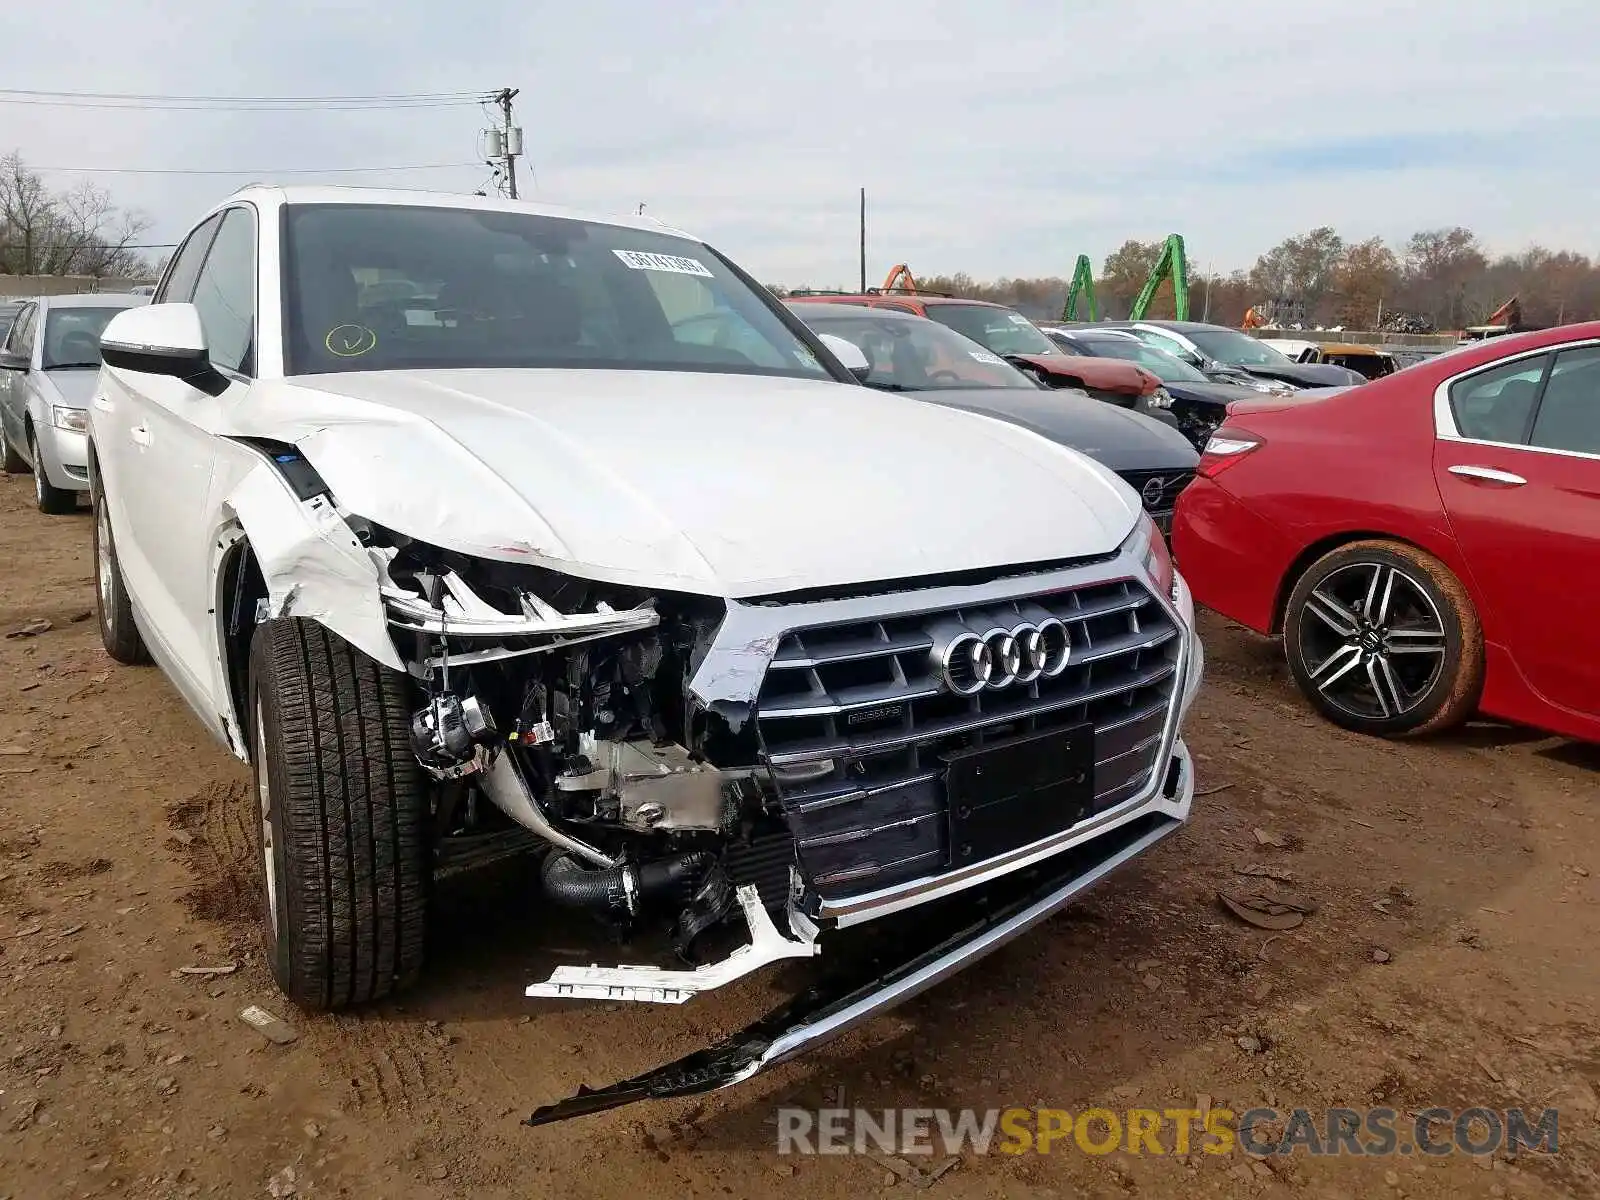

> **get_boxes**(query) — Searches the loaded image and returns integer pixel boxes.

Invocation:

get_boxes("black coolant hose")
[541,850,713,914]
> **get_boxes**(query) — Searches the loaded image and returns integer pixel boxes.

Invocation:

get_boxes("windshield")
[281,204,836,380]
[42,307,125,369]
[1076,336,1208,383]
[1186,327,1293,367]
[922,304,1058,356]
[793,309,1040,391]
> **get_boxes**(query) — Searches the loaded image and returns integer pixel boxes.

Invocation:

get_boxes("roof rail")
[867,286,953,298]
[786,289,857,297]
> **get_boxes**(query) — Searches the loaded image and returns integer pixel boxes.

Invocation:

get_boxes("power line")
[34,162,479,176]
[0,87,491,112]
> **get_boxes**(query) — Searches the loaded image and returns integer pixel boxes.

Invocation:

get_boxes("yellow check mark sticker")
[325,324,378,357]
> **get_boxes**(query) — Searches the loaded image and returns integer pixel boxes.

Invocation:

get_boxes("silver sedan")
[0,293,149,513]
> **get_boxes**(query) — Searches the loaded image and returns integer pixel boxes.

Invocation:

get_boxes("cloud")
[5,0,1597,284]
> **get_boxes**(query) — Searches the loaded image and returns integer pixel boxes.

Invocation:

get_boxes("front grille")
[755,578,1181,900]
[1116,469,1194,515]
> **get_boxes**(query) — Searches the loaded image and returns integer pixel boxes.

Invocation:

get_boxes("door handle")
[130,424,152,447]
[1448,464,1526,487]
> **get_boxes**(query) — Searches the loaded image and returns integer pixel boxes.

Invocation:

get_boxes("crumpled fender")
[223,461,403,671]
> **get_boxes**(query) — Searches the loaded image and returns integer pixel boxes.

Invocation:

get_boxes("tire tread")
[253,618,427,1010]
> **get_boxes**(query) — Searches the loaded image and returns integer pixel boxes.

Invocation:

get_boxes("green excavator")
[1062,233,1190,322]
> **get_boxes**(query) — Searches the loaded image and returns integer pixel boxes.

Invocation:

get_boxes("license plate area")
[943,724,1096,865]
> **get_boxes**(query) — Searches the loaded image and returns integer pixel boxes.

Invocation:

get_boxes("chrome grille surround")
[687,545,1196,928]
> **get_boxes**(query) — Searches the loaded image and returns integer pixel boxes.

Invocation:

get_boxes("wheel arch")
[210,459,407,758]
[1271,530,1445,635]
[213,531,268,758]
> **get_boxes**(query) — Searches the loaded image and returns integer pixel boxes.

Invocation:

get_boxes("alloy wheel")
[1295,561,1448,721]
[254,700,279,941]
[95,492,115,614]
[29,435,43,507]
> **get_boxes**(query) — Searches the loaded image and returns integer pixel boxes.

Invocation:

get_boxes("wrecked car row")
[86,186,1204,1121]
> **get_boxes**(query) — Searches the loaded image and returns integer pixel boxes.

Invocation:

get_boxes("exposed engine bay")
[367,521,821,1000]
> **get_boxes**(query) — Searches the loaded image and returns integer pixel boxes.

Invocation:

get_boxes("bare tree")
[1332,237,1400,329]
[1398,227,1487,329]
[0,152,152,277]
[1250,227,1346,324]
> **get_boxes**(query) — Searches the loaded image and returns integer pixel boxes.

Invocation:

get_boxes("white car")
[90,185,1203,1119]
[0,293,148,512]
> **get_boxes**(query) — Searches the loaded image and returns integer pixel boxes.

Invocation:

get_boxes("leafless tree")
[0,152,153,277]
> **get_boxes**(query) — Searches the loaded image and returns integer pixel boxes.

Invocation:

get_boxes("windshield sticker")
[969,350,1006,365]
[613,249,714,277]
[1007,314,1031,326]
[794,348,821,370]
[325,324,377,357]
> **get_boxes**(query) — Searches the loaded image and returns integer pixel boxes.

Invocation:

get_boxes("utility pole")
[491,87,523,199]
[858,187,866,292]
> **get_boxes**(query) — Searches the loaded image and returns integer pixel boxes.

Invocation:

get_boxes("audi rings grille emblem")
[939,617,1071,695]
[1141,476,1167,507]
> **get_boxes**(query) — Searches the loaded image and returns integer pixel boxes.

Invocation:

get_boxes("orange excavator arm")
[881,264,920,293]
[1486,296,1522,327]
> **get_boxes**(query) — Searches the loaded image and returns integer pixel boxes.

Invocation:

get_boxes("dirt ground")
[1,475,1596,1200]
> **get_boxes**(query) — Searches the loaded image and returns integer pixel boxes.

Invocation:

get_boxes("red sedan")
[1173,323,1600,742]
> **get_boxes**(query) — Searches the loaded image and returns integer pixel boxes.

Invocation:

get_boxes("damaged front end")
[236,475,1200,1124]
[365,525,815,985]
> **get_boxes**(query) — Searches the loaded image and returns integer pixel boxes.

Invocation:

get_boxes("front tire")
[30,429,77,514]
[249,618,430,1010]
[1283,540,1483,737]
[90,456,150,665]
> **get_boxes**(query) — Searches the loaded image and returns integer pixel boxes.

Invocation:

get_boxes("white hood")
[233,369,1139,598]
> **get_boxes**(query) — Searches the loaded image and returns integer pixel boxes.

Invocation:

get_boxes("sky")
[4,0,1597,286]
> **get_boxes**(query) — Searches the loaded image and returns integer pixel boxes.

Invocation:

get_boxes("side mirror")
[0,349,28,371]
[818,333,872,383]
[100,303,225,394]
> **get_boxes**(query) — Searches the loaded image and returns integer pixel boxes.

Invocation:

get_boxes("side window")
[14,306,38,358]
[1448,355,1551,445]
[156,214,222,304]
[1530,345,1600,455]
[3,304,33,356]
[1137,330,1188,358]
[189,208,257,375]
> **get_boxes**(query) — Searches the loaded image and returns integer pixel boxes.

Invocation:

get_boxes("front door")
[123,206,259,718]
[1433,344,1600,719]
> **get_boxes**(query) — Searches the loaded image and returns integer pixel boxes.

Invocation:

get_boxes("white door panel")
[121,371,242,707]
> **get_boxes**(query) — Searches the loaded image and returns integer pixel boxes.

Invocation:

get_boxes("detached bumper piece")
[525,812,1183,1126]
